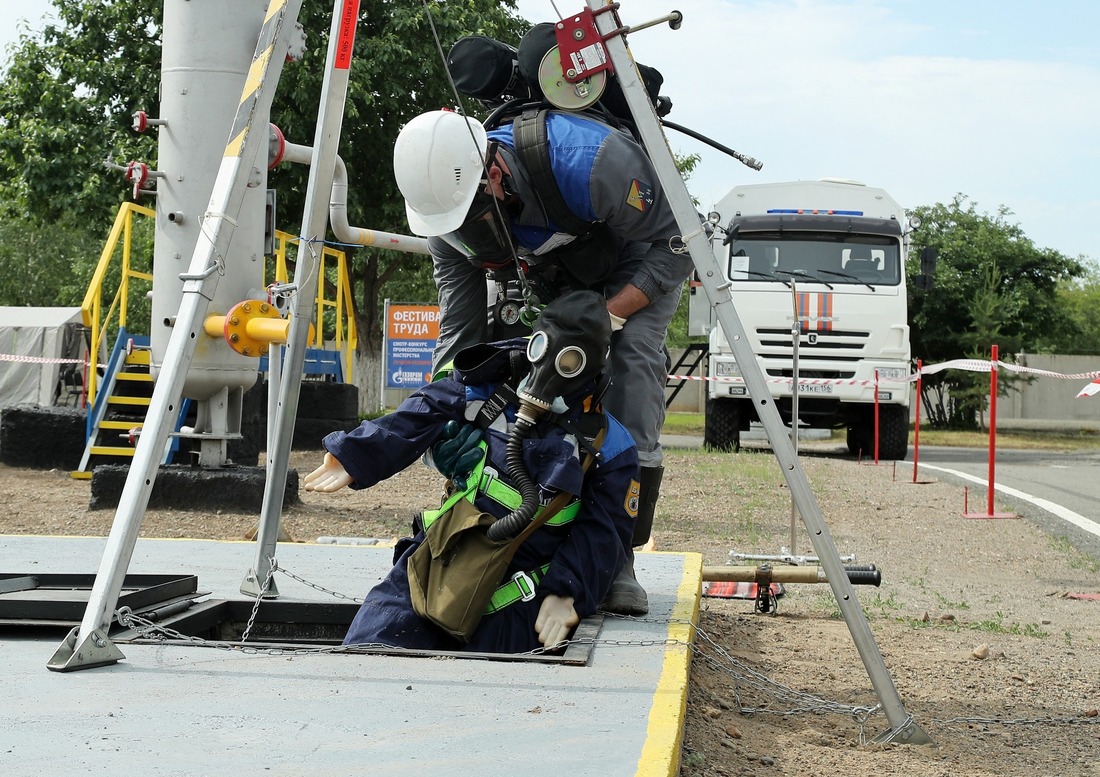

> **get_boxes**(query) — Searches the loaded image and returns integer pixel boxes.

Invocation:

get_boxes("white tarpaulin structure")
[0,307,86,410]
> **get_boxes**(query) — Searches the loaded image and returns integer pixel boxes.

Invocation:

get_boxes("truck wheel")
[704,399,741,453]
[846,423,870,457]
[877,405,910,460]
[846,406,909,459]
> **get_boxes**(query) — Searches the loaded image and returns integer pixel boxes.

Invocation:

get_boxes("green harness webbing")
[484,563,551,614]
[418,440,583,616]
[420,441,581,529]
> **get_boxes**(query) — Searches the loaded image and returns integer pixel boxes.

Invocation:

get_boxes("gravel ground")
[2,442,1098,775]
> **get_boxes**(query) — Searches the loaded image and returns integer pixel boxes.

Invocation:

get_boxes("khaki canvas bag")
[408,427,603,642]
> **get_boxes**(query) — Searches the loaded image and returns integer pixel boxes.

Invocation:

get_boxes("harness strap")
[473,383,518,431]
[424,415,608,616]
[485,563,552,614]
[419,440,581,530]
[478,471,581,526]
[420,442,488,528]
[514,108,591,235]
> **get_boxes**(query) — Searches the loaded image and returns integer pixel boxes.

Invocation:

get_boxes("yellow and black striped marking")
[224,0,291,158]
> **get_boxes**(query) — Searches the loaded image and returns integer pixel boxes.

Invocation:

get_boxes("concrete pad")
[0,535,701,777]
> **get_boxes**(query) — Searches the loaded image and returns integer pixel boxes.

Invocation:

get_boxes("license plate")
[796,383,833,394]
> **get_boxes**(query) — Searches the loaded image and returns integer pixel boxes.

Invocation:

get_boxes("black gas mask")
[516,290,611,422]
[486,290,612,542]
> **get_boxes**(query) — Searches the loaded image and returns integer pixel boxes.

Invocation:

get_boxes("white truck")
[689,178,935,459]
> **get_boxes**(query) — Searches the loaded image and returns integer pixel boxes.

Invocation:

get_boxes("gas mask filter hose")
[486,412,542,542]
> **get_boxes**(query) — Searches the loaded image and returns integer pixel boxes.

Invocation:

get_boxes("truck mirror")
[919,246,938,276]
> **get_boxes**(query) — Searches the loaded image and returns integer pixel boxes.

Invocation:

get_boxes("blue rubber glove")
[431,420,485,490]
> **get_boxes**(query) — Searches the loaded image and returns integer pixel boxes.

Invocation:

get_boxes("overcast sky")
[513,0,1100,262]
[3,0,1098,262]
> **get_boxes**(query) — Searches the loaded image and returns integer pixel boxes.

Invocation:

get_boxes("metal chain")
[276,565,364,603]
[114,580,1100,736]
[117,607,220,648]
[239,559,278,643]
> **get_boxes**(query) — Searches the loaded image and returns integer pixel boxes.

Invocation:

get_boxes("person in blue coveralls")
[304,291,640,653]
[391,107,693,616]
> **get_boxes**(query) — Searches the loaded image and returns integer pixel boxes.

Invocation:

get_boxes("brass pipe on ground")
[702,565,881,586]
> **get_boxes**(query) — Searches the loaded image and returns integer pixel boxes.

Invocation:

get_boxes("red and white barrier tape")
[919,359,1100,381]
[5,350,1098,396]
[0,353,86,365]
[668,358,1100,394]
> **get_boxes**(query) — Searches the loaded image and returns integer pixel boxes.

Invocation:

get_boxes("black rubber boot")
[601,466,662,616]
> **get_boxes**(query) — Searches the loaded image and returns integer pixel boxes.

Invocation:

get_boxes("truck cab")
[689,179,920,459]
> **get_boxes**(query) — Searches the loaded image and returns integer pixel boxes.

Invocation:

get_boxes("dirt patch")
[2,443,1098,776]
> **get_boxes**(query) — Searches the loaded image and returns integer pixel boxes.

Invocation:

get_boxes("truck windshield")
[727,232,901,286]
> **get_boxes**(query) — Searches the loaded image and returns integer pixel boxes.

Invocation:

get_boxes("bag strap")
[513,108,592,235]
[420,442,488,528]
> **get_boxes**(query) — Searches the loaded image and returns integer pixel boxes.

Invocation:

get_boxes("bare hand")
[534,594,579,648]
[303,452,353,492]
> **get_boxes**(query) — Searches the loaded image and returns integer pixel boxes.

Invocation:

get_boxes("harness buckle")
[510,570,537,602]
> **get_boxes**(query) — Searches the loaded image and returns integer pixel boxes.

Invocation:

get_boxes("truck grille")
[756,326,870,374]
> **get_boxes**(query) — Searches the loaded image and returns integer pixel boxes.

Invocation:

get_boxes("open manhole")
[3,571,604,665]
[112,597,604,666]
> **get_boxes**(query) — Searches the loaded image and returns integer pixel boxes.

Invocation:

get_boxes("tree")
[0,1,161,223]
[907,194,1084,428]
[0,0,526,410]
[0,215,99,307]
[1047,259,1100,354]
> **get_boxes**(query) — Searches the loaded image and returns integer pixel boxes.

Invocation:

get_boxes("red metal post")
[987,344,999,515]
[963,345,1016,519]
[912,359,922,483]
[873,369,880,464]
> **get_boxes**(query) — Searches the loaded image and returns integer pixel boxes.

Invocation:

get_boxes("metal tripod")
[46,0,352,673]
[582,0,930,744]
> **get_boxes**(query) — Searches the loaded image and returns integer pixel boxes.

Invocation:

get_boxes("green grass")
[966,612,1050,639]
[663,412,705,436]
[913,428,1100,450]
[932,590,971,611]
[1047,535,1100,573]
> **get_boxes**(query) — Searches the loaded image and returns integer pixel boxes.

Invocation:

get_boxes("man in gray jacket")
[392,108,693,615]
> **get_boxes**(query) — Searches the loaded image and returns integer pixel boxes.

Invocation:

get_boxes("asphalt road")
[906,444,1100,560]
[661,432,1100,562]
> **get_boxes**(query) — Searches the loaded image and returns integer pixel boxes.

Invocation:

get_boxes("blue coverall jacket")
[323,346,640,653]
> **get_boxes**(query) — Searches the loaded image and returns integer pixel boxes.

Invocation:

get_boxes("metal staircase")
[72,330,186,479]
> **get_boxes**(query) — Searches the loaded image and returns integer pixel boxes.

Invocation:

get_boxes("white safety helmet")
[393,110,489,236]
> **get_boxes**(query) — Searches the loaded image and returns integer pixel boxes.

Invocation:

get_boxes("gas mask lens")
[526,331,549,362]
[554,346,586,378]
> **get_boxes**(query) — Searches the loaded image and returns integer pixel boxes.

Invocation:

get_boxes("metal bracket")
[753,565,776,614]
[46,627,126,672]
[240,567,281,599]
[554,7,619,83]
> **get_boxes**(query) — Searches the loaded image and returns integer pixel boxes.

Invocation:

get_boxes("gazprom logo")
[391,369,426,386]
